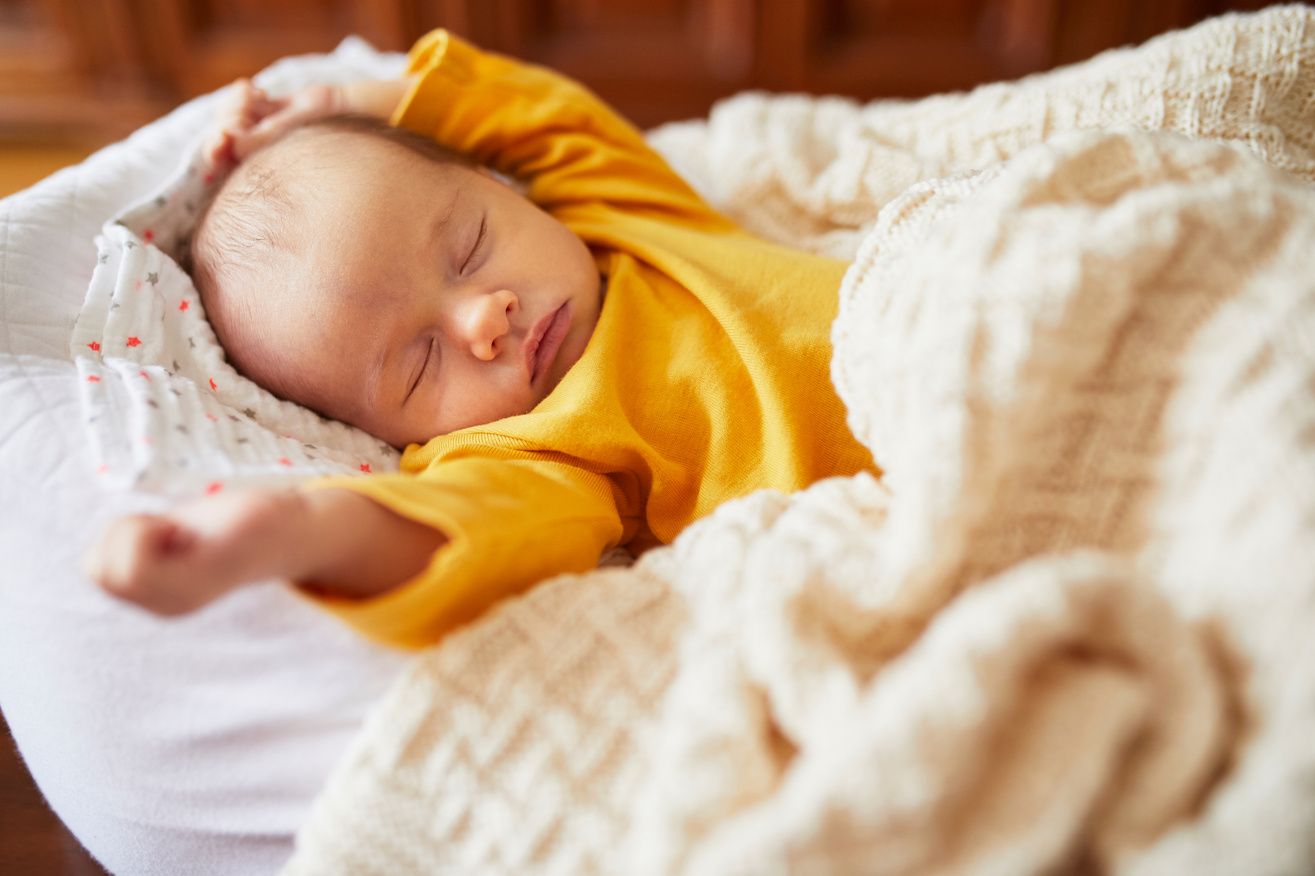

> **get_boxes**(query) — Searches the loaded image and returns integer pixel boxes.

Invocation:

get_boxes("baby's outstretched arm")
[85,488,445,616]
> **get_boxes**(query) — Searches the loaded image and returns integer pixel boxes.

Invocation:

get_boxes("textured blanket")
[280,8,1315,875]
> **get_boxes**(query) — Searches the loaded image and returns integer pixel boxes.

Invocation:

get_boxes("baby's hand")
[202,79,344,174]
[201,77,412,177]
[85,488,306,616]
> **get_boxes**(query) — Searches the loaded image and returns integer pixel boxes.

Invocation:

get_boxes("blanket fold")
[280,7,1315,875]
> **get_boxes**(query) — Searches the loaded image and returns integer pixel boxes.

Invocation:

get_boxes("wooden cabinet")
[0,0,1291,143]
[416,0,762,126]
[134,0,409,97]
[0,0,156,141]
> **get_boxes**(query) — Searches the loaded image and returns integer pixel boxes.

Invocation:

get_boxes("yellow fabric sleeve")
[390,29,732,228]
[306,459,623,650]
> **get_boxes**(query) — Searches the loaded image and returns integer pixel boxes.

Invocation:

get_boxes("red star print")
[87,341,100,352]
[205,413,218,422]
[139,371,151,381]
[143,229,155,244]
[126,336,141,347]
[86,375,101,383]
[203,171,215,184]
[179,300,189,312]
[142,436,153,446]
[96,464,108,475]
[277,458,292,466]
[205,481,223,495]
[360,463,371,473]
[208,378,217,391]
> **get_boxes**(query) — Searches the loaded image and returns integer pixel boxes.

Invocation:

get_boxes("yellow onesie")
[310,30,877,649]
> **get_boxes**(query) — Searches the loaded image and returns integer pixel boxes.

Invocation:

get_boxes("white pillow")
[0,39,412,876]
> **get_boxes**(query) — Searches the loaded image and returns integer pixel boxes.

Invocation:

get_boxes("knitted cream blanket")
[281,8,1315,875]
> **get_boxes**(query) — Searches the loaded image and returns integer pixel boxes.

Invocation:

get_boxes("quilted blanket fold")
[280,7,1315,876]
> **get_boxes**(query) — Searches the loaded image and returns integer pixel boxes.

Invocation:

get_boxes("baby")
[85,31,877,648]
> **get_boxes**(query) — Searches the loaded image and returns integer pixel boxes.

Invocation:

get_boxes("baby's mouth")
[525,302,572,384]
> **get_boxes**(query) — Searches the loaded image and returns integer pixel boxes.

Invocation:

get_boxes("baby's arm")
[85,488,445,616]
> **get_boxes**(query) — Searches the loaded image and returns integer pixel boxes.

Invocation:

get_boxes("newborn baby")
[86,32,875,647]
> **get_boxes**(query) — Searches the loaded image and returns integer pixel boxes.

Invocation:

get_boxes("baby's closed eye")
[408,337,438,399]
[461,215,487,274]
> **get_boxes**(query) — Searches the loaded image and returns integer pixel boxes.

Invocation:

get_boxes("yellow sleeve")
[391,29,732,228]
[302,458,624,650]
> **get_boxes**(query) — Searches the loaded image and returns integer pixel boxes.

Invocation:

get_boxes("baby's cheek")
[477,378,534,427]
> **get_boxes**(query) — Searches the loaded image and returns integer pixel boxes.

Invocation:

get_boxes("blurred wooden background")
[0,0,1281,198]
[0,0,1281,147]
[0,0,1286,873]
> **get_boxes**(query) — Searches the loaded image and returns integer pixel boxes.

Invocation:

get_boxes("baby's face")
[239,131,603,447]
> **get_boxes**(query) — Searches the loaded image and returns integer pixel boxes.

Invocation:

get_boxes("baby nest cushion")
[0,39,412,875]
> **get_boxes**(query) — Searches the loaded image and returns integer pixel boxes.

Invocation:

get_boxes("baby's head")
[189,115,603,448]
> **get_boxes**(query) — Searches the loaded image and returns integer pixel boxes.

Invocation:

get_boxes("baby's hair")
[185,113,476,405]
[187,114,475,287]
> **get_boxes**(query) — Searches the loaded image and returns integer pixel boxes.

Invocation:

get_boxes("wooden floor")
[0,143,96,200]
[1,710,111,875]
[1,143,111,874]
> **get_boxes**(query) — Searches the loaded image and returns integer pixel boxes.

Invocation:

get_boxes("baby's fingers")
[202,129,237,172]
[85,515,204,616]
[203,80,286,168]
[243,84,342,147]
[224,78,279,122]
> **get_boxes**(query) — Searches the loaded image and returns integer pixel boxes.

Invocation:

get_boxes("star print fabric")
[70,108,401,495]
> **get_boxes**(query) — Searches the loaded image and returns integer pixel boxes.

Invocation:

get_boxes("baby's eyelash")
[408,338,436,398]
[461,216,487,273]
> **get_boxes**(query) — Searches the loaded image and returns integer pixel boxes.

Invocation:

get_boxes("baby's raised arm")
[85,487,446,616]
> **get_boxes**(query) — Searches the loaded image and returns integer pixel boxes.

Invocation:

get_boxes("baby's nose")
[464,289,517,361]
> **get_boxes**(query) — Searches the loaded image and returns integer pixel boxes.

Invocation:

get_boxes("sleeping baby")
[84,30,877,648]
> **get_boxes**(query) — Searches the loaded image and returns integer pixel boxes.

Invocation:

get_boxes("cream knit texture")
[280,7,1315,875]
